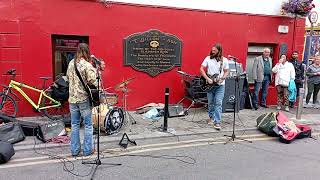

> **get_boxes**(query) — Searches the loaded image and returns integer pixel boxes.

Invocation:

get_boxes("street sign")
[308,11,318,24]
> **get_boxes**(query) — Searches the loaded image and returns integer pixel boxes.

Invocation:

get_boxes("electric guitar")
[200,73,221,92]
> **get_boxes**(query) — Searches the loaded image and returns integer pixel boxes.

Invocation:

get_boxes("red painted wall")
[0,1,305,116]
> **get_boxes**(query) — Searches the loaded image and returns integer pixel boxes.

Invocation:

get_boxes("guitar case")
[274,112,312,144]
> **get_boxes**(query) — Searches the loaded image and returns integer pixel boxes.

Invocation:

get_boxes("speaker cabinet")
[222,77,245,113]
[168,104,185,117]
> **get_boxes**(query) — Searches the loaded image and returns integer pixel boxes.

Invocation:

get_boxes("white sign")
[278,25,289,34]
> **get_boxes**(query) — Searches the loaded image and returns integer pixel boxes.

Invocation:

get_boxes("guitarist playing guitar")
[200,43,229,130]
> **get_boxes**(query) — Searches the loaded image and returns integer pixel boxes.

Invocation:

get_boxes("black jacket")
[289,59,305,85]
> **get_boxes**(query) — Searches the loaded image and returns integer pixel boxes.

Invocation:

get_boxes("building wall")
[108,0,284,16]
[0,0,305,116]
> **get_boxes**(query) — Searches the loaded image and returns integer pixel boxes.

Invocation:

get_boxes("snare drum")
[92,105,124,135]
[100,92,118,105]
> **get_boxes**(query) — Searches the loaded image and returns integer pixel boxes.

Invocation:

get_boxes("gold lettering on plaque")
[150,41,159,48]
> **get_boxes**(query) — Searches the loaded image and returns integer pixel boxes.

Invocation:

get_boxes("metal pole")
[163,88,169,131]
[297,23,313,119]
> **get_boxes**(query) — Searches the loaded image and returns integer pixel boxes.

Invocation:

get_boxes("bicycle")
[0,69,70,121]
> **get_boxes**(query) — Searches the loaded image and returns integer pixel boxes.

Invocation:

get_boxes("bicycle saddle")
[7,69,16,75]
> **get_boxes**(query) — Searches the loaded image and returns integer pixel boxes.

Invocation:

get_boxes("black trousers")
[306,82,320,104]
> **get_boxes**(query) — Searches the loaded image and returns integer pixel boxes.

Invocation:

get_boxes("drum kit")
[92,77,136,135]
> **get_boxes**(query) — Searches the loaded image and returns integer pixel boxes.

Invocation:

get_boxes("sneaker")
[207,119,214,125]
[285,106,290,112]
[277,106,281,110]
[289,102,294,108]
[72,153,80,157]
[71,151,81,157]
[303,103,313,108]
[213,123,221,130]
[314,104,319,109]
[84,149,95,156]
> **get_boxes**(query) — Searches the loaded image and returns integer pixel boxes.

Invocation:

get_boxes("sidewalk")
[13,106,320,152]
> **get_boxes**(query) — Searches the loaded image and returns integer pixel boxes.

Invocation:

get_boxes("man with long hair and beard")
[200,43,229,130]
[66,43,97,156]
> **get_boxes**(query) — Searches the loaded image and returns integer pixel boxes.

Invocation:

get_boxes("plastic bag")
[288,79,296,102]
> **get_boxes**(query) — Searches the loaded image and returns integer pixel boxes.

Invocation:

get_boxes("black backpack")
[51,76,69,102]
[0,141,15,164]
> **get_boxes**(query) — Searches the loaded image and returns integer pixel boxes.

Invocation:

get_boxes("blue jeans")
[70,100,93,156]
[253,75,270,107]
[207,85,225,124]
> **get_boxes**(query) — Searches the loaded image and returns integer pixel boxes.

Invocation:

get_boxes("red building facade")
[0,1,306,116]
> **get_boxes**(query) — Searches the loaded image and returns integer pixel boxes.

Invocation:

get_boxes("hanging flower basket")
[281,0,315,17]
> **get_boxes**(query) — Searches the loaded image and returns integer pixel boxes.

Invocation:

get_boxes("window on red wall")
[51,35,89,78]
[246,45,275,84]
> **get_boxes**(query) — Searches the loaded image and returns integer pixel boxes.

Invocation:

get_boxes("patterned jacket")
[66,58,97,103]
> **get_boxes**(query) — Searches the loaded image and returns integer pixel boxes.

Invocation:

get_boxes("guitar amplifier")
[37,120,65,142]
[168,104,185,118]
[222,77,245,113]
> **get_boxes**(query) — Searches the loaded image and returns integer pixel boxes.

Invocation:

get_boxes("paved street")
[1,135,320,180]
[1,106,319,180]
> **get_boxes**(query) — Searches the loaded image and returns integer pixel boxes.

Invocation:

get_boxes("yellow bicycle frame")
[8,80,61,110]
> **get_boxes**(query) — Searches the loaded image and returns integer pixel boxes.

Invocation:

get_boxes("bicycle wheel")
[0,92,18,117]
[42,91,70,121]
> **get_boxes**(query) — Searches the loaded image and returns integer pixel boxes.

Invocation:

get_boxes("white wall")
[107,0,284,16]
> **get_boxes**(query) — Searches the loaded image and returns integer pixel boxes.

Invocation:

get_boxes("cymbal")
[177,70,188,76]
[115,77,135,89]
[177,70,194,77]
[103,87,112,90]
[115,87,131,93]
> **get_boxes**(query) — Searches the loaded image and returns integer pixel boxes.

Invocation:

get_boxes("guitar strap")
[74,60,91,97]
[218,58,223,76]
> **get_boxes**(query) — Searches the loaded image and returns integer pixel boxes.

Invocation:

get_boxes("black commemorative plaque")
[124,29,182,77]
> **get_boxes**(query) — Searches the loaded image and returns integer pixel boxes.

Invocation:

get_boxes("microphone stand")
[82,62,121,180]
[223,57,252,144]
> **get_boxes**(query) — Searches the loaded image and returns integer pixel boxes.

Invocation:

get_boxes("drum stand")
[82,64,121,180]
[120,84,136,132]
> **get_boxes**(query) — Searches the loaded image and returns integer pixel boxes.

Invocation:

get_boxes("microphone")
[227,55,238,60]
[90,55,102,65]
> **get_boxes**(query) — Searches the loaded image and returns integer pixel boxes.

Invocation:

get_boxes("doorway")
[51,35,89,78]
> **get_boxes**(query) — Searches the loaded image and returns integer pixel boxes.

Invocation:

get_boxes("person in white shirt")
[272,54,295,112]
[200,43,229,130]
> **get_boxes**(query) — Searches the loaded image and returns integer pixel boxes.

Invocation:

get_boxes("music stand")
[223,57,252,144]
[82,60,121,180]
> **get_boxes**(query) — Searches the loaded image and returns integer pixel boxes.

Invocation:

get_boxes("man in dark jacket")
[289,51,305,108]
